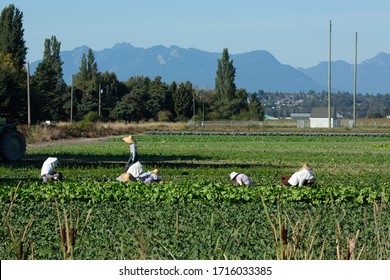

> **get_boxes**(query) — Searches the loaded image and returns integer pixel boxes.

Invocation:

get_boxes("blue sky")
[3,0,390,68]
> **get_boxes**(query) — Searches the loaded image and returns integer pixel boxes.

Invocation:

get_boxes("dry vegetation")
[18,118,390,144]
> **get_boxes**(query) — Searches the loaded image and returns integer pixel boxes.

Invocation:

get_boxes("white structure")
[291,113,311,128]
[310,107,338,128]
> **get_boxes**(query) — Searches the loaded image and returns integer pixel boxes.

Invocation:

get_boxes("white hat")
[230,172,239,180]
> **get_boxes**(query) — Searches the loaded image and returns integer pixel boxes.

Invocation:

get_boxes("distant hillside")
[30,43,390,94]
[298,52,390,94]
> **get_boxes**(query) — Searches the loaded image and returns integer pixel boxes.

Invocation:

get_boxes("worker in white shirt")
[280,163,315,186]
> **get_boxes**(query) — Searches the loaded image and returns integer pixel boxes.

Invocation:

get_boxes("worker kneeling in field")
[280,163,315,186]
[117,161,143,182]
[41,157,63,182]
[139,169,163,184]
[230,172,253,186]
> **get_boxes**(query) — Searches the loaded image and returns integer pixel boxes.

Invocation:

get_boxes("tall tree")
[145,76,168,120]
[212,48,239,120]
[173,81,194,120]
[0,4,27,72]
[0,4,27,123]
[215,48,236,100]
[73,48,99,119]
[31,36,67,122]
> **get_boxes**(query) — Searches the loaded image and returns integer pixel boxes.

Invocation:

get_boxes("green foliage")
[31,36,67,122]
[173,81,194,120]
[157,110,174,122]
[248,92,265,120]
[215,48,236,100]
[0,4,27,72]
[1,133,389,260]
[83,111,101,123]
[1,201,388,260]
[0,5,27,122]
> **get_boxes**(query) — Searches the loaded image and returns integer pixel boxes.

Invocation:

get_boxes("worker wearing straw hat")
[122,135,139,172]
[117,161,144,182]
[280,162,315,186]
[230,171,253,186]
[139,169,163,184]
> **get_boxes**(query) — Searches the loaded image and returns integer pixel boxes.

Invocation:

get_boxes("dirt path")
[27,135,122,149]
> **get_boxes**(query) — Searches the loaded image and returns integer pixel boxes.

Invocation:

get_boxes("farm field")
[0,132,389,260]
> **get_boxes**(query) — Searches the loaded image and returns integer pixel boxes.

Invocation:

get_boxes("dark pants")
[280,176,292,186]
[280,176,313,186]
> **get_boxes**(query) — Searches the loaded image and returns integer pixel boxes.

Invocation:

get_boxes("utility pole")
[99,83,102,116]
[202,93,205,128]
[70,75,74,123]
[353,32,358,127]
[193,91,196,127]
[328,20,332,128]
[26,61,31,128]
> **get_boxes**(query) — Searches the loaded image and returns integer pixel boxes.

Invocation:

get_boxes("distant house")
[310,107,338,128]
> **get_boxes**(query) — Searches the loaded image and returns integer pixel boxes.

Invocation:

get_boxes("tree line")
[0,5,264,125]
[1,4,388,126]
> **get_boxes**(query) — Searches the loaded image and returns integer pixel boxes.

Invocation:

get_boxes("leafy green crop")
[1,133,389,260]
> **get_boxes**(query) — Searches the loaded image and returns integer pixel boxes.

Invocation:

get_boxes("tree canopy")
[0,4,27,123]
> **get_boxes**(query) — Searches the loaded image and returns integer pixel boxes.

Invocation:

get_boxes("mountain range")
[30,42,390,94]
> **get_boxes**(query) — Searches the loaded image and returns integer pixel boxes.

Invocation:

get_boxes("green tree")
[0,4,27,122]
[0,53,18,119]
[143,76,164,120]
[73,48,99,119]
[110,76,150,122]
[0,4,27,73]
[31,36,67,122]
[212,48,241,119]
[215,48,236,100]
[173,81,194,120]
[97,71,124,119]
[248,92,265,120]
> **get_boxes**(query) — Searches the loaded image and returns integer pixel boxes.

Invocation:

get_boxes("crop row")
[146,131,390,138]
[1,201,388,260]
[1,180,388,205]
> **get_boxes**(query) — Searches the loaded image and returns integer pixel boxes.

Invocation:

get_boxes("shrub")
[157,110,174,122]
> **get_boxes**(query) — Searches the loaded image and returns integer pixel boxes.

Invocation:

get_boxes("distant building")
[310,107,339,128]
[290,113,311,128]
[264,114,278,120]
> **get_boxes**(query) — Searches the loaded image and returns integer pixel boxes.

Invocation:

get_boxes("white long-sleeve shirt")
[40,157,58,176]
[126,161,143,178]
[288,168,314,186]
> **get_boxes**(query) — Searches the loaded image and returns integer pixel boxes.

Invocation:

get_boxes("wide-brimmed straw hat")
[120,173,131,182]
[230,172,239,180]
[122,135,136,144]
[302,163,311,170]
[151,169,159,175]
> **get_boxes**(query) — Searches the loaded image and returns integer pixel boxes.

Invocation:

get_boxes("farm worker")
[40,157,63,182]
[117,161,144,182]
[280,163,315,186]
[122,135,139,172]
[230,172,253,186]
[139,169,163,184]
[117,172,136,182]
